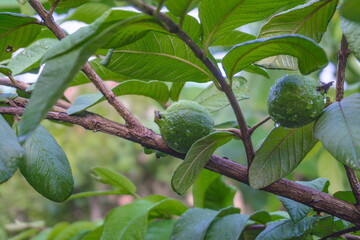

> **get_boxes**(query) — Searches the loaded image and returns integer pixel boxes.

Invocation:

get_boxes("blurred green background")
[1,3,359,239]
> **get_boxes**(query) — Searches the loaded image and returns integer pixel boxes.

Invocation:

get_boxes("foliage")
[0,0,360,239]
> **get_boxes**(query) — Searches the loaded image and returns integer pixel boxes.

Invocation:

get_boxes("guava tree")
[1,0,360,239]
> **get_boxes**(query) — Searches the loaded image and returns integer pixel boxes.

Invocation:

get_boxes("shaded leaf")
[7,38,58,75]
[205,214,249,240]
[20,125,74,202]
[243,65,270,79]
[170,207,240,240]
[0,64,12,76]
[61,2,112,24]
[249,123,318,189]
[45,222,70,240]
[338,0,360,23]
[171,131,235,195]
[69,190,125,200]
[52,221,97,240]
[105,31,215,83]
[277,178,329,222]
[82,225,104,240]
[0,12,41,60]
[194,77,249,113]
[257,0,338,70]
[0,114,23,183]
[341,17,360,61]
[8,229,39,240]
[67,80,169,115]
[199,0,305,51]
[223,34,328,78]
[92,167,136,195]
[18,10,163,140]
[333,191,356,204]
[193,169,236,210]
[255,217,314,240]
[314,93,360,169]
[169,82,185,101]
[145,220,176,240]
[249,210,272,224]
[211,30,256,47]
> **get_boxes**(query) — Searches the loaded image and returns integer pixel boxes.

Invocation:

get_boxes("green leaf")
[52,221,97,240]
[20,125,74,202]
[205,214,249,240]
[211,30,256,47]
[223,34,328,78]
[311,216,350,239]
[8,229,39,240]
[102,196,187,240]
[71,59,128,86]
[0,64,12,75]
[145,220,176,240]
[249,123,318,189]
[194,77,249,113]
[92,167,136,195]
[243,65,270,79]
[7,38,58,75]
[170,207,240,240]
[105,31,215,83]
[199,0,305,51]
[166,0,200,17]
[314,93,360,169]
[257,0,338,70]
[277,178,329,222]
[171,131,235,195]
[18,10,163,139]
[338,0,360,23]
[61,2,112,24]
[66,80,169,115]
[45,222,70,240]
[0,114,23,183]
[249,210,272,224]
[341,17,360,61]
[255,217,314,240]
[0,12,41,60]
[68,190,125,200]
[333,191,356,204]
[169,82,185,101]
[82,225,104,240]
[47,0,90,8]
[193,170,236,210]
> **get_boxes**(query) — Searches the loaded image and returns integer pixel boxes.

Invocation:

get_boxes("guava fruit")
[267,74,326,128]
[155,100,214,154]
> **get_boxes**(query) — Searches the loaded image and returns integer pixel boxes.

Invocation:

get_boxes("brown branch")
[48,0,60,16]
[319,226,360,240]
[1,106,360,225]
[249,116,271,135]
[124,0,255,165]
[27,0,142,129]
[335,34,360,205]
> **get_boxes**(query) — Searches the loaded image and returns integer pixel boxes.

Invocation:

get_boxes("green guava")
[267,74,326,128]
[155,100,214,154]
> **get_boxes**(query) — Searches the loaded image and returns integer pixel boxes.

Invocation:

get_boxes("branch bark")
[27,0,143,129]
[335,34,360,206]
[1,106,360,225]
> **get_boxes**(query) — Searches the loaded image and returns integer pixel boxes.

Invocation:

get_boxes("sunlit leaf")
[194,77,248,112]
[171,132,235,195]
[338,0,360,23]
[0,114,23,183]
[205,214,249,240]
[223,35,328,79]
[67,80,169,115]
[249,123,318,189]
[20,125,74,202]
[314,93,360,169]
[169,82,185,101]
[52,221,97,240]
[61,2,112,24]
[199,0,305,51]
[257,0,338,70]
[0,13,41,60]
[166,0,200,17]
[145,220,176,240]
[47,0,90,8]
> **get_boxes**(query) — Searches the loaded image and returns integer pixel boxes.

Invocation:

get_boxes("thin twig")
[319,226,360,240]
[28,0,142,129]
[124,0,255,165]
[249,116,271,135]
[48,0,60,16]
[335,34,360,206]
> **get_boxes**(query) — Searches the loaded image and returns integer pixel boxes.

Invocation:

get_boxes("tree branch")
[249,116,271,135]
[28,0,143,129]
[335,34,360,206]
[1,106,360,225]
[319,226,360,240]
[124,0,255,165]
